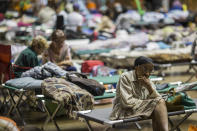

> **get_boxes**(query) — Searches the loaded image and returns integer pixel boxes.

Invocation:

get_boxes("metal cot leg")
[84,119,94,131]
[170,112,193,131]
[134,122,142,130]
[41,100,62,131]
[7,90,24,121]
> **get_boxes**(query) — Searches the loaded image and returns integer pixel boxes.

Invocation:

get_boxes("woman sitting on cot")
[110,56,168,131]
[42,29,76,71]
[14,36,48,78]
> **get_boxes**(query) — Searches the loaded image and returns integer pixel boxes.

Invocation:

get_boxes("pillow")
[5,77,42,89]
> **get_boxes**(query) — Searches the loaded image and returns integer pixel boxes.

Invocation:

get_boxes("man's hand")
[138,76,153,94]
[138,76,150,86]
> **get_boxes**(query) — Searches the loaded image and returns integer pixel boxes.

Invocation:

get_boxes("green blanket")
[88,75,161,85]
[76,48,112,55]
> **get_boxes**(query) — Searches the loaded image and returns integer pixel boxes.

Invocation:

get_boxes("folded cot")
[2,83,110,131]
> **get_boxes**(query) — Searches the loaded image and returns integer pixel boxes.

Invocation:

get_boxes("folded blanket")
[42,77,94,118]
[21,62,67,79]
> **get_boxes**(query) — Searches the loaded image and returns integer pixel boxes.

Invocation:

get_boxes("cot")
[1,83,63,130]
[78,81,197,131]
[74,99,197,131]
[90,75,163,101]
[2,79,197,131]
[36,94,64,131]
[2,84,108,131]
[154,61,197,82]
[94,81,197,101]
[1,84,43,125]
[3,83,197,131]
[185,60,197,82]
[88,75,163,85]
[73,48,113,60]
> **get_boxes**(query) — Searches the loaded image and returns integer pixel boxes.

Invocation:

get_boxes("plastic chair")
[0,44,12,84]
[0,44,13,115]
[0,44,32,125]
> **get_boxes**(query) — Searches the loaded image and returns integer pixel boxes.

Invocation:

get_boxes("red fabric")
[0,62,11,83]
[0,44,11,64]
[93,31,98,40]
[13,64,32,70]
[0,44,12,83]
[17,21,32,27]
[81,60,104,73]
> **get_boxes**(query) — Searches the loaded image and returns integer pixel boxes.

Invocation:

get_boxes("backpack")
[166,92,196,112]
[66,72,105,96]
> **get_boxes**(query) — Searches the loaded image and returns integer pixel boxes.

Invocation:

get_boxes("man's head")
[31,35,48,55]
[134,56,154,79]
[51,29,66,48]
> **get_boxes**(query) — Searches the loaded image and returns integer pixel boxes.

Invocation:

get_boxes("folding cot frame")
[185,60,197,82]
[74,103,197,131]
[0,75,32,122]
[154,60,197,83]
[1,84,37,125]
[76,80,197,131]
[36,95,64,131]
[2,84,98,131]
[2,83,197,131]
[38,83,196,131]
[2,83,95,131]
[1,84,63,130]
[0,75,164,130]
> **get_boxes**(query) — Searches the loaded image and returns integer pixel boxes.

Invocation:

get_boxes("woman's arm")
[42,51,49,64]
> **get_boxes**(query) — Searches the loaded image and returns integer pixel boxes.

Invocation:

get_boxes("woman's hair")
[51,29,66,42]
[30,35,48,50]
[134,56,153,67]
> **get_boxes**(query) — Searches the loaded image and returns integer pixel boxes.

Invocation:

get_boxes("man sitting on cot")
[110,56,168,131]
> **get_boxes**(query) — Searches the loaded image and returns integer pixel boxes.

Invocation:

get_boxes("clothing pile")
[21,61,68,79]
[42,77,94,118]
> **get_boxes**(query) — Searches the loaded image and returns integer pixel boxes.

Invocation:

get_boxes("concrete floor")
[7,65,197,131]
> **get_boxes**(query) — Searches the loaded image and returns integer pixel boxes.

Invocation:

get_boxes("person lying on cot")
[110,56,168,131]
[14,35,48,78]
[42,29,77,71]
